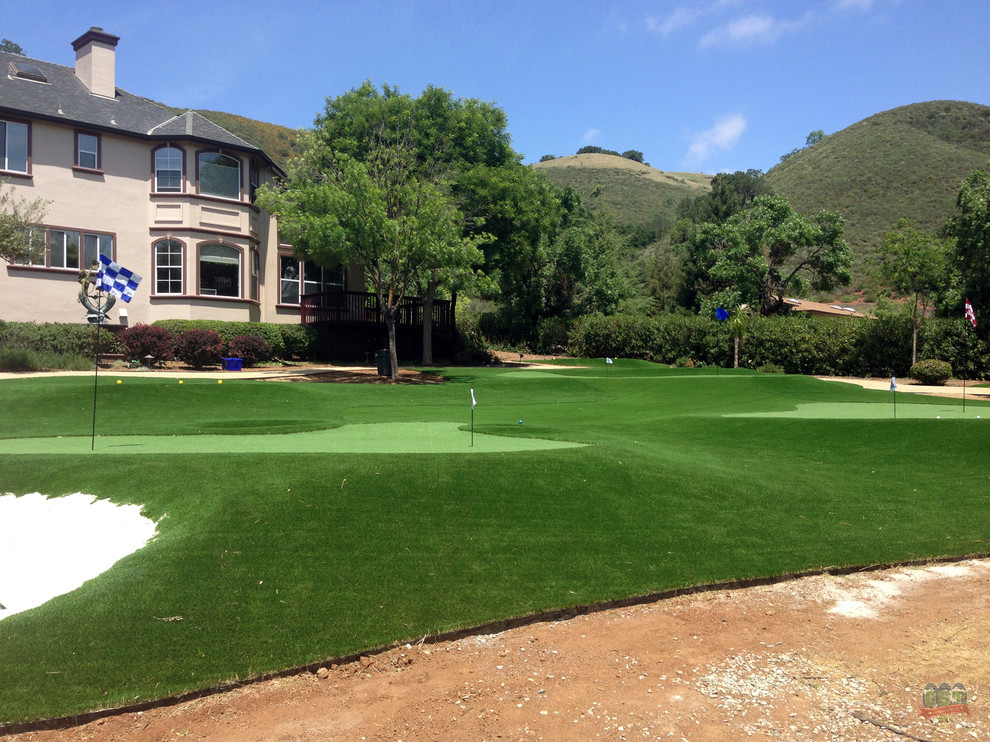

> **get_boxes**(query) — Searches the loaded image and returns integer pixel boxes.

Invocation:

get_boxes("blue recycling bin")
[221,357,243,371]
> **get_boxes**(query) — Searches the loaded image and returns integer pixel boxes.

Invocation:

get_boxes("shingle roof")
[0,49,269,160]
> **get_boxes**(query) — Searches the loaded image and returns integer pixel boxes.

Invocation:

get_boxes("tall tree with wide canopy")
[300,81,551,361]
[257,128,484,379]
[701,195,852,315]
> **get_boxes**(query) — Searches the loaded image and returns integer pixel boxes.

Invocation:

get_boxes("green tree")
[871,219,954,364]
[621,150,644,163]
[677,170,771,225]
[947,164,990,333]
[702,195,852,315]
[0,39,24,55]
[257,130,485,379]
[0,180,48,264]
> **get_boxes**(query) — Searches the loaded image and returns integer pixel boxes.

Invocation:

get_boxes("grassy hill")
[766,100,990,281]
[532,154,712,231]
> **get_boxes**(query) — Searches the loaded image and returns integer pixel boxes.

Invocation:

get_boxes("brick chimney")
[72,27,120,98]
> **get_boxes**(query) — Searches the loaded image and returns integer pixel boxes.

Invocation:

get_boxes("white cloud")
[645,8,699,37]
[683,113,747,168]
[700,13,810,47]
[581,128,601,144]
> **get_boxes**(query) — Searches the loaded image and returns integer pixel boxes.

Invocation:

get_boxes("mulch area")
[268,367,447,384]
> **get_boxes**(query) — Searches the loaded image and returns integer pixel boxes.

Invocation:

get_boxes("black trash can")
[376,349,392,377]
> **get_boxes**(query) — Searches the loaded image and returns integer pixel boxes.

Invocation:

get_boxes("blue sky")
[6,0,988,173]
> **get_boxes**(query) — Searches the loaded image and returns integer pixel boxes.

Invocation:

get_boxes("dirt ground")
[6,559,988,742]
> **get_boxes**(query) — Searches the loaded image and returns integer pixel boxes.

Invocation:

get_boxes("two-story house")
[0,27,362,328]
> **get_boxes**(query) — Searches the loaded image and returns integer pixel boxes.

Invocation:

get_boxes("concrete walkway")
[0,365,375,381]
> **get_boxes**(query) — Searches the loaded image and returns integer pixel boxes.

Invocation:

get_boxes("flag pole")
[90,292,103,451]
[470,387,475,447]
[963,377,967,413]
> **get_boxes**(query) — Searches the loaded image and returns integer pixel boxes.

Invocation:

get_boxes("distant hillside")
[767,100,990,280]
[162,106,305,173]
[533,154,712,231]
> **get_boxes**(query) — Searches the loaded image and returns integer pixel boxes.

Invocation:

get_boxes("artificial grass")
[1,361,989,724]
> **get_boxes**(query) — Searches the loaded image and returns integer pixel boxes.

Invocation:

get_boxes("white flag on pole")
[890,376,897,391]
[606,357,613,364]
[471,388,477,408]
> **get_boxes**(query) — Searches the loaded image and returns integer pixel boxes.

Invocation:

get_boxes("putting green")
[0,422,588,455]
[728,402,987,420]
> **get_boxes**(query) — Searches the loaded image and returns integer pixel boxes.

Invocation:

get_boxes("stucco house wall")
[0,27,360,328]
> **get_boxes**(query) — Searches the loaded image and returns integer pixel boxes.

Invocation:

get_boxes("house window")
[83,233,113,267]
[280,255,345,304]
[48,230,80,269]
[199,243,240,297]
[198,152,240,200]
[249,160,260,202]
[76,132,100,170]
[251,249,259,301]
[154,146,183,192]
[154,239,183,294]
[280,256,300,304]
[0,119,29,173]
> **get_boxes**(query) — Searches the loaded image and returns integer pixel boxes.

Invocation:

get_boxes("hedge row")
[151,320,317,360]
[568,314,990,379]
[0,320,122,357]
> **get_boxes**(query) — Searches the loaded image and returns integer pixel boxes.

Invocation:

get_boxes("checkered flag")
[97,254,142,303]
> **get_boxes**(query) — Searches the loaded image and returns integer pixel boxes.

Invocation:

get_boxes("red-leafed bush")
[172,329,223,369]
[119,324,173,362]
[227,334,272,367]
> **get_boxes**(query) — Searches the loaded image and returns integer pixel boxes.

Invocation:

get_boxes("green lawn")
[1,361,988,724]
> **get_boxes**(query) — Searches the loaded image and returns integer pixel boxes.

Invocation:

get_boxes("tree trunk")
[421,279,438,365]
[386,305,399,382]
[912,323,918,367]
[734,336,740,368]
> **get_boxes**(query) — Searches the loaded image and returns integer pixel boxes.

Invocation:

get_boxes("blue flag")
[715,307,729,321]
[97,254,142,303]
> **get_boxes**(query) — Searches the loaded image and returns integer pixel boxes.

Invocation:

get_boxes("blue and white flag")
[97,254,142,303]
[606,357,613,364]
[471,388,477,409]
[890,376,897,392]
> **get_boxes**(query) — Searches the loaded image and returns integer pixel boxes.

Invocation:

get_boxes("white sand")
[0,492,157,620]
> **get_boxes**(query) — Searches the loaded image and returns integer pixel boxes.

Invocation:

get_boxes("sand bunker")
[0,493,157,620]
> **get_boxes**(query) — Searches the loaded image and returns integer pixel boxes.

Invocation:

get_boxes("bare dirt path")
[8,559,988,742]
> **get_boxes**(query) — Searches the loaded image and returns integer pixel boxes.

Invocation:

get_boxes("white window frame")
[0,119,29,173]
[154,239,184,294]
[76,132,100,170]
[154,146,183,193]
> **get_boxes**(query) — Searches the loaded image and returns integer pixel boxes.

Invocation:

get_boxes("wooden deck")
[300,290,454,329]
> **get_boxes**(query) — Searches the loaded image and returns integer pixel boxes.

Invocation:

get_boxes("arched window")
[197,152,240,199]
[199,243,240,297]
[154,239,184,294]
[154,146,184,192]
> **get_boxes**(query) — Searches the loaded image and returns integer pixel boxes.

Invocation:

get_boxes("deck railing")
[300,290,454,329]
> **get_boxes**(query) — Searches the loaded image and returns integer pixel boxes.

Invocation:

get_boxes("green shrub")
[228,334,273,367]
[172,329,223,369]
[154,320,286,358]
[674,356,694,368]
[757,363,785,374]
[278,324,318,360]
[0,348,93,371]
[910,359,952,385]
[0,322,121,357]
[118,325,173,362]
